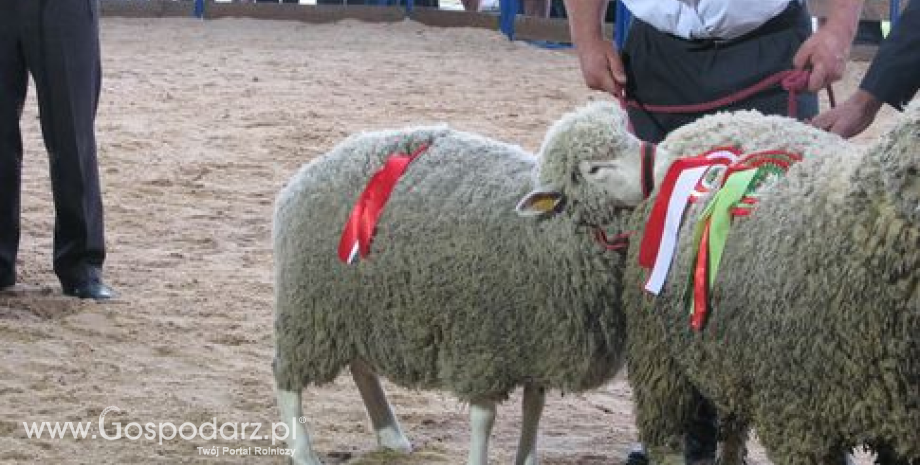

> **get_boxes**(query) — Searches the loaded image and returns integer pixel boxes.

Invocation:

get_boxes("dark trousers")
[620,1,818,143]
[0,0,106,286]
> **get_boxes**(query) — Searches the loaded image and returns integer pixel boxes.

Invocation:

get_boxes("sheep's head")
[875,101,920,225]
[516,101,671,223]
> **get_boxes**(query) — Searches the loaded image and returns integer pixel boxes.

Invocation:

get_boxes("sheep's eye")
[588,166,602,175]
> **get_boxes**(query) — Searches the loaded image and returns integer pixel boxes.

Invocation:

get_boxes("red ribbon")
[337,144,429,264]
[691,220,711,331]
[594,229,633,252]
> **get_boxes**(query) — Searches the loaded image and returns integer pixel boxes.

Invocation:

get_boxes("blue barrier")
[498,0,629,48]
[194,0,204,18]
[500,0,518,40]
[614,1,631,48]
[891,0,901,26]
[372,0,415,14]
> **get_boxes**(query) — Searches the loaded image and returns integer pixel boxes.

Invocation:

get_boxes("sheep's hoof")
[376,427,412,454]
[625,445,649,465]
[715,440,748,465]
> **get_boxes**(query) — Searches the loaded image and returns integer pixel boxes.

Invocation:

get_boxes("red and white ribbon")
[638,147,741,294]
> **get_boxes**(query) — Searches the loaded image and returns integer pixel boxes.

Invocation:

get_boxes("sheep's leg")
[715,425,748,465]
[468,398,497,465]
[350,360,412,453]
[514,383,545,465]
[277,389,323,465]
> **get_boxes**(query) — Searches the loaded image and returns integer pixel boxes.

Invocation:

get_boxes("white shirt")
[621,0,799,40]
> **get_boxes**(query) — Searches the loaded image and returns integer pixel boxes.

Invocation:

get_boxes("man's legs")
[0,2,28,289]
[21,0,110,297]
[854,20,884,45]
[520,0,549,17]
[460,0,480,11]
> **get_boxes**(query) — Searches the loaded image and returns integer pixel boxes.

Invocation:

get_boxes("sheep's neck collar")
[593,228,633,254]
[640,141,656,200]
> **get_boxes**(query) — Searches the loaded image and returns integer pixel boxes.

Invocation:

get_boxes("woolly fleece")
[623,107,920,464]
[273,102,642,401]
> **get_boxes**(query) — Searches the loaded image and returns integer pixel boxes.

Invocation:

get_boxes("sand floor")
[0,16,900,465]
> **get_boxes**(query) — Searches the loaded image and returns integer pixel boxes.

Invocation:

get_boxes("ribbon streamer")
[638,148,741,294]
[338,144,429,264]
[688,168,759,329]
[685,149,803,330]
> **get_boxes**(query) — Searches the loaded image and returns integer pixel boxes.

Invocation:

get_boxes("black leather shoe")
[63,280,114,300]
[626,446,649,465]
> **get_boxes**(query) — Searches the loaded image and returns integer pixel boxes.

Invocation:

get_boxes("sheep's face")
[518,101,654,219]
[578,156,648,208]
[517,145,663,218]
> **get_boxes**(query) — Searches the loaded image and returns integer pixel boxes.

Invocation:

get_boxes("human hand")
[812,89,883,138]
[793,25,853,92]
[574,37,627,96]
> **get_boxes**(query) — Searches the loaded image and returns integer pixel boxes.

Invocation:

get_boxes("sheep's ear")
[516,188,563,217]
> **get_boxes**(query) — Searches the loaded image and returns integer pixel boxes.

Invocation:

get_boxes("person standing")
[814,0,920,138]
[0,0,113,299]
[564,0,862,143]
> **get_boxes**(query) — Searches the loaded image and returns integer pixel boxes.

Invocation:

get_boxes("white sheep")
[623,106,920,465]
[271,102,671,465]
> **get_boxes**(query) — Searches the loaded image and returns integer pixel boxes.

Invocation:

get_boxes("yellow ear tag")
[516,190,563,217]
[531,195,559,212]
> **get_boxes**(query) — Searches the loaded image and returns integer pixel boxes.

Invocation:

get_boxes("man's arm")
[564,0,626,95]
[793,0,864,91]
[811,89,883,138]
[813,0,920,138]
[860,0,920,110]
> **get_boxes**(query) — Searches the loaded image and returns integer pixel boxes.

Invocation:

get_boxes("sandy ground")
[0,16,901,465]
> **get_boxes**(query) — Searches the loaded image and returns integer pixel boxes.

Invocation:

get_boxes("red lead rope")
[338,144,429,264]
[595,229,633,252]
[618,69,836,120]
